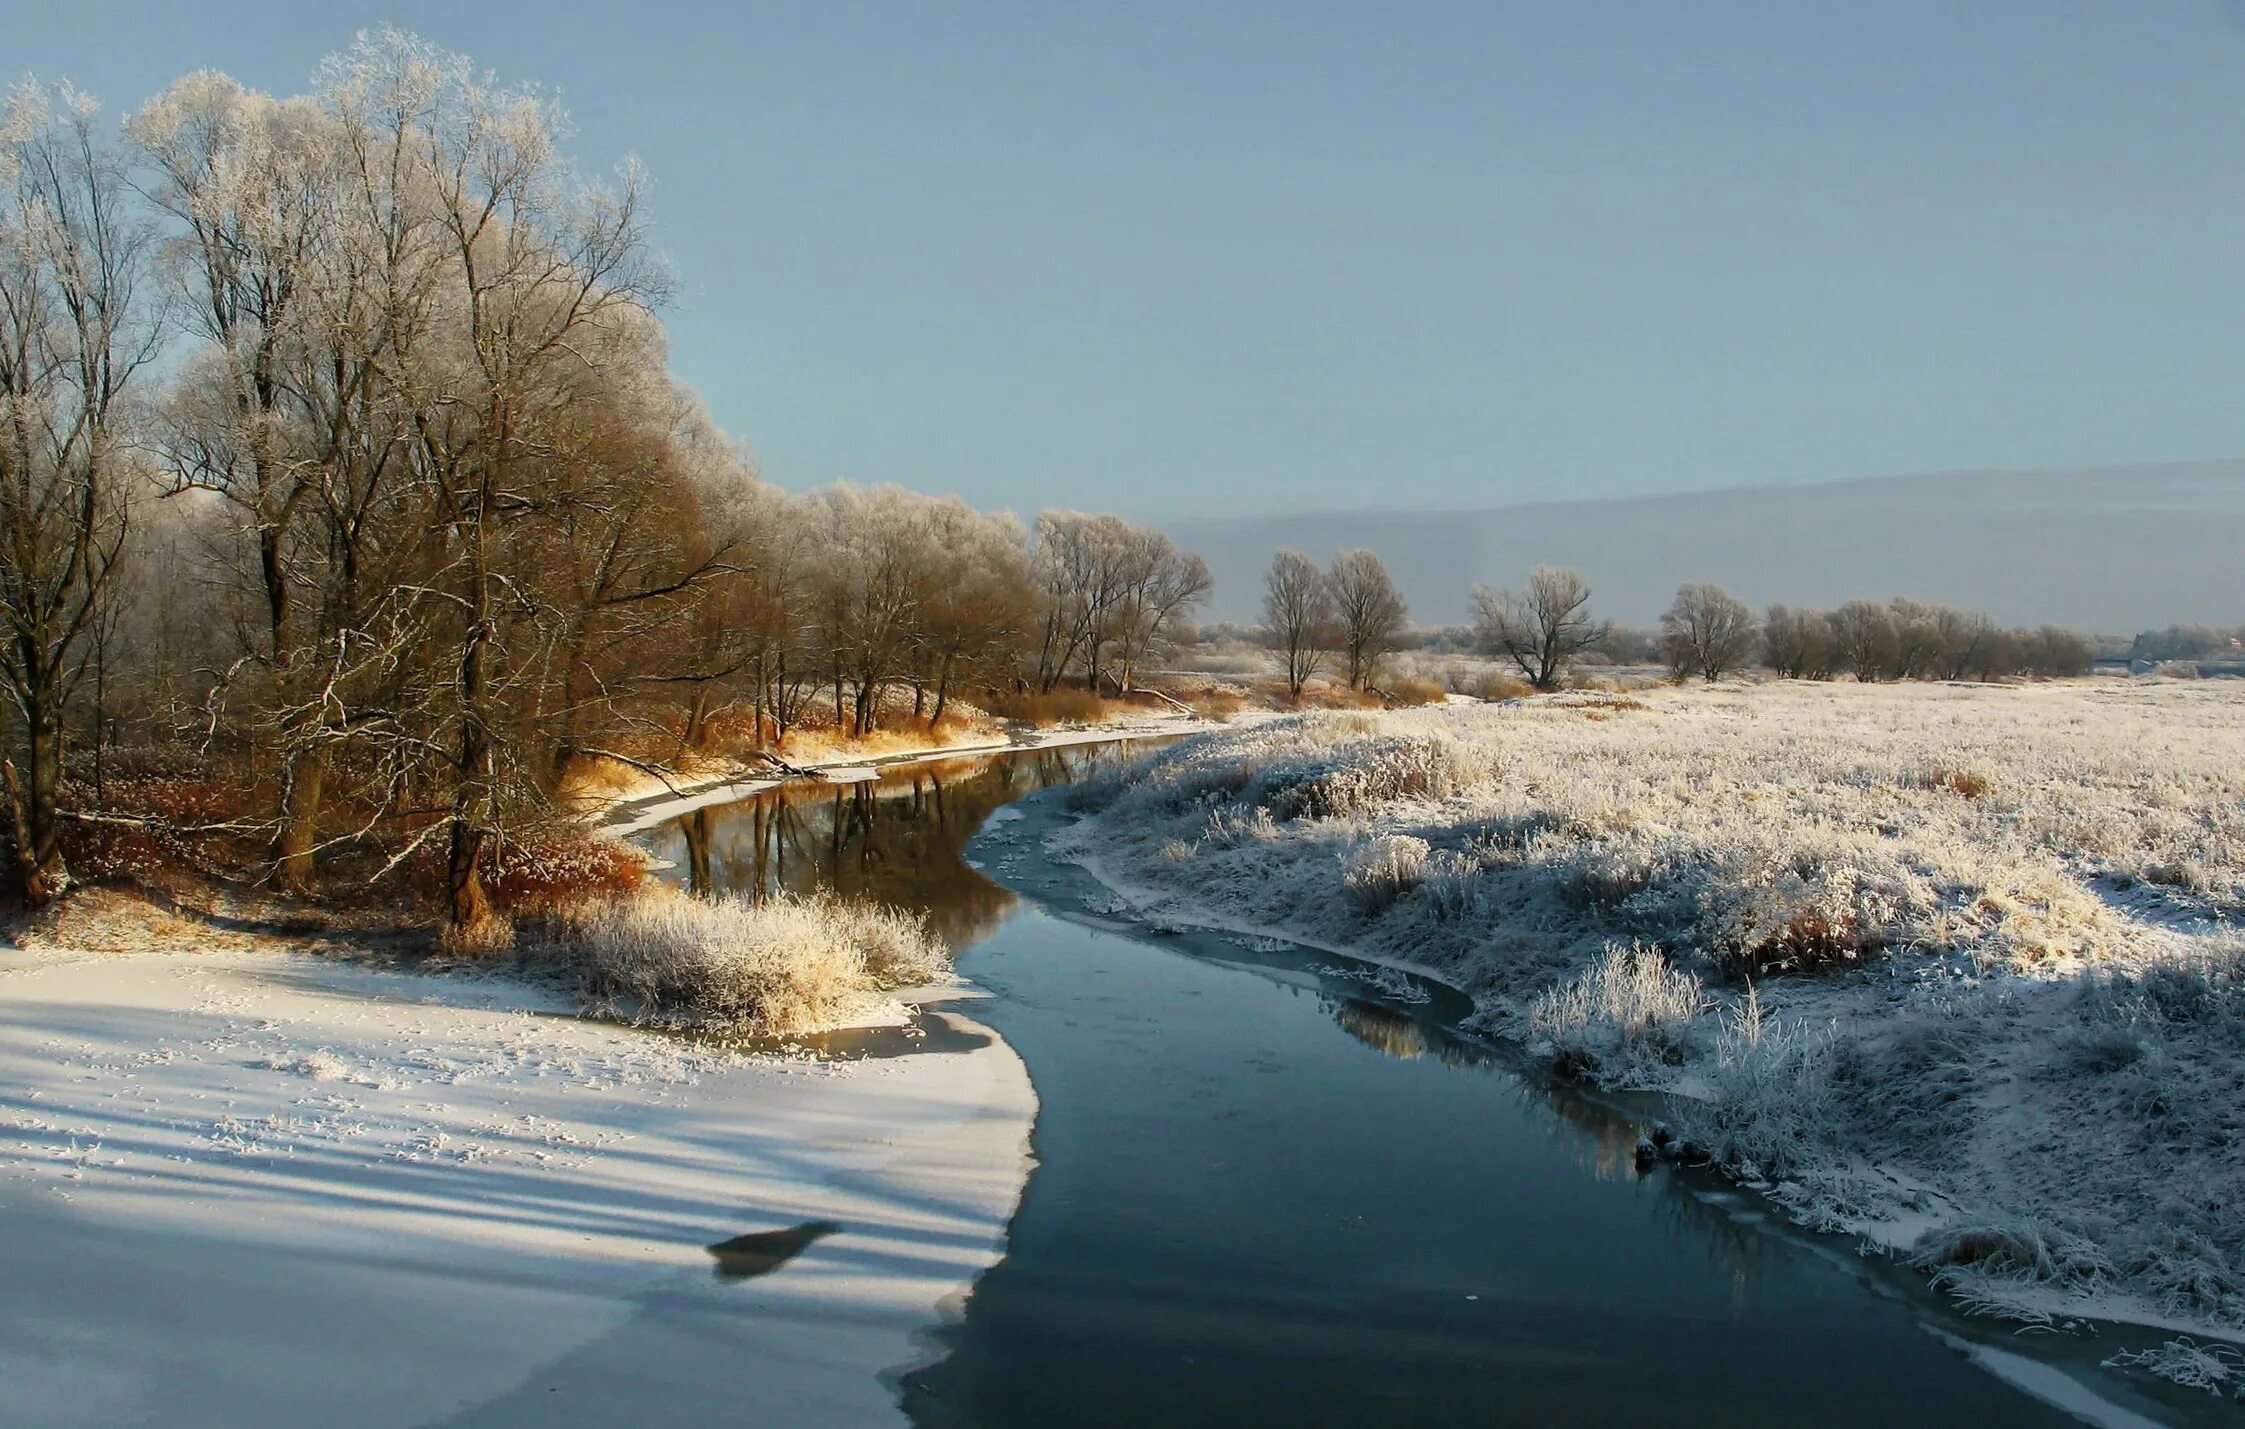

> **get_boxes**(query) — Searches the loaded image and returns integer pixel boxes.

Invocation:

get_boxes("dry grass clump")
[983,685,1111,727]
[1923,766,1993,799]
[1377,677,1449,707]
[1471,672,1537,701]
[537,885,949,1035]
[1190,690,1244,722]
[1342,835,1431,914]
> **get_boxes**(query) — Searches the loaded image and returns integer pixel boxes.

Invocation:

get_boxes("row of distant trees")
[0,34,1212,936]
[1486,573,2098,687]
[2129,624,2245,664]
[1255,555,2103,693]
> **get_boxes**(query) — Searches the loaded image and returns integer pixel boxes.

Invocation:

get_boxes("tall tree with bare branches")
[0,83,163,904]
[1471,566,1607,691]
[1328,548,1407,690]
[1261,549,1332,699]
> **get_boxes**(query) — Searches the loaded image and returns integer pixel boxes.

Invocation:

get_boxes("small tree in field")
[1261,550,1333,698]
[1660,582,1758,682]
[1328,548,1407,690]
[1472,566,1608,691]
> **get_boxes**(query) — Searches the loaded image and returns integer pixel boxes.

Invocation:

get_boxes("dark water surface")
[647,743,2201,1428]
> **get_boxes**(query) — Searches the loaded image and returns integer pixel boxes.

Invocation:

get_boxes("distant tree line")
[2128,624,2245,664]
[1247,556,2107,694]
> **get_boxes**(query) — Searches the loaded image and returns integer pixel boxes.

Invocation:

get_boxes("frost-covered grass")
[535,886,950,1036]
[1531,942,1707,1080]
[1059,679,2245,1337]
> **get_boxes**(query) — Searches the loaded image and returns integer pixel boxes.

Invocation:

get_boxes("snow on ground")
[0,941,1033,1428]
[1051,679,2245,1356]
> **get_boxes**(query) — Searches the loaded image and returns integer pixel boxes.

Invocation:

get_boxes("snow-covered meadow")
[1057,679,2245,1349]
[0,941,1033,1428]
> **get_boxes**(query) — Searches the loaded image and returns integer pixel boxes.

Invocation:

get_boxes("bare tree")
[1830,599,1900,681]
[0,84,162,904]
[1261,549,1332,698]
[1328,548,1407,690]
[1105,527,1210,695]
[1930,605,1995,682]
[1471,566,1607,691]
[1659,581,1757,682]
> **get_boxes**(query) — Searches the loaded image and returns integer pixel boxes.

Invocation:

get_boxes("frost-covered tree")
[1659,582,1757,682]
[0,83,162,904]
[1328,548,1407,690]
[1830,599,1900,682]
[1261,549,1333,698]
[1762,603,1839,679]
[1472,566,1608,691]
[1030,511,1208,693]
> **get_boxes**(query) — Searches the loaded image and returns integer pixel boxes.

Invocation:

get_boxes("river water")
[639,741,2207,1428]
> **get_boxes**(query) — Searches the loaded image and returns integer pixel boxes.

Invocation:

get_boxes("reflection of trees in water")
[653,742,1149,950]
[1504,1064,1784,1295]
[1319,992,1493,1073]
[1319,987,1780,1295]
[1325,997,1428,1060]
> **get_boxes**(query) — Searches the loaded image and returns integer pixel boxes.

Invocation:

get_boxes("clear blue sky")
[11,1,2245,519]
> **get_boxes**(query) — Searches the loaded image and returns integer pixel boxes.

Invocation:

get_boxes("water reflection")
[642,742,1161,950]
[1325,996,1429,1060]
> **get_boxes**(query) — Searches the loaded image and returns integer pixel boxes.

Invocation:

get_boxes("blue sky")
[10,1,2245,519]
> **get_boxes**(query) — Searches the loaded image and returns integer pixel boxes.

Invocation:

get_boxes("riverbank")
[0,938,1034,1427]
[1045,680,2245,1377]
[597,706,1254,839]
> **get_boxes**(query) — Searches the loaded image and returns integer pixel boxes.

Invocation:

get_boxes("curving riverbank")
[1038,681,2245,1383]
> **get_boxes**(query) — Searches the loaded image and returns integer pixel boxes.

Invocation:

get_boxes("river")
[639,739,2208,1428]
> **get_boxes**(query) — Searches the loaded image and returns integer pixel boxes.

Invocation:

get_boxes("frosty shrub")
[1341,835,1431,914]
[1531,942,1706,1077]
[539,887,949,1035]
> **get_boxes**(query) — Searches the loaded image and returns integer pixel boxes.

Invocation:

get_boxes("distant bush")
[488,834,648,911]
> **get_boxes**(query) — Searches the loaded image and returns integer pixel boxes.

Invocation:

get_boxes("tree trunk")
[271,748,325,893]
[753,652,768,748]
[446,479,502,949]
[446,812,496,938]
[3,703,68,907]
[930,654,953,729]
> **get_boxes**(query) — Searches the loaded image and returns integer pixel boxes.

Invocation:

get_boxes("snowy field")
[1055,679,2245,1367]
[0,942,1032,1428]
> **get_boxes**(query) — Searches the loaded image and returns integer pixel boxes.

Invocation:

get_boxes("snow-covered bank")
[0,941,1034,1427]
[601,708,1245,839]
[1049,681,2245,1360]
